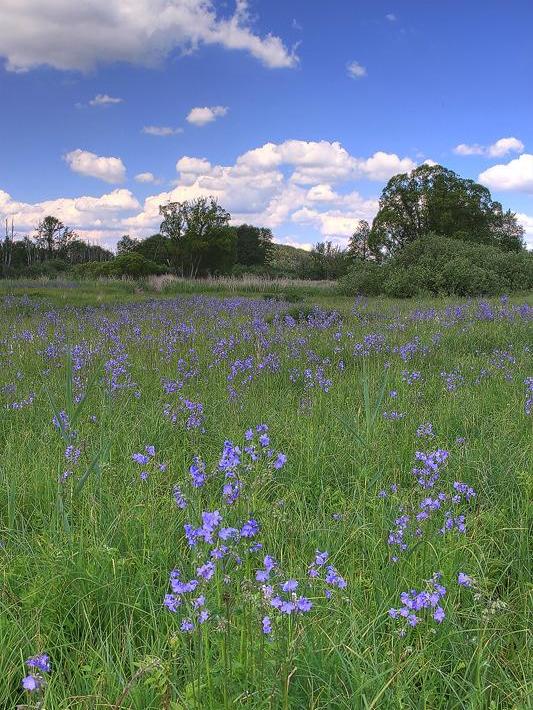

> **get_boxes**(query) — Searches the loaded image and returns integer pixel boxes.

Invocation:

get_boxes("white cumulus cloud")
[478,154,533,193]
[347,60,367,79]
[0,188,139,246]
[64,149,127,184]
[0,0,297,72]
[516,213,533,248]
[89,94,123,106]
[453,143,485,156]
[142,126,183,136]
[3,139,420,248]
[453,136,524,158]
[124,140,413,239]
[186,106,228,126]
[236,140,415,185]
[487,137,525,157]
[135,172,156,183]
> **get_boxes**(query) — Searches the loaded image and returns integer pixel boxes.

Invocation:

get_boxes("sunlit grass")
[0,287,531,708]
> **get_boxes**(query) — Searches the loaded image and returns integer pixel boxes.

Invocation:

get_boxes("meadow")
[0,281,531,709]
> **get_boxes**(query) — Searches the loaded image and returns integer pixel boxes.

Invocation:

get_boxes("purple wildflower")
[458,572,474,587]
[262,616,272,634]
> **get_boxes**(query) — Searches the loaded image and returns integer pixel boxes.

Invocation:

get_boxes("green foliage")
[438,258,500,296]
[370,164,526,257]
[230,263,269,277]
[33,215,76,255]
[268,243,314,278]
[305,241,350,280]
[158,197,232,276]
[347,219,371,261]
[341,235,533,297]
[383,268,421,298]
[1,219,113,279]
[133,233,177,268]
[116,234,139,255]
[0,290,530,708]
[338,260,387,296]
[74,252,165,278]
[234,224,274,266]
[25,258,70,278]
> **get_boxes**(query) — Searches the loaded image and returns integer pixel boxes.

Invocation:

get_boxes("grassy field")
[0,275,339,307]
[0,282,531,708]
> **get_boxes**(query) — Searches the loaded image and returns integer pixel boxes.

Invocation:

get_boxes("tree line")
[1,216,113,278]
[1,164,530,291]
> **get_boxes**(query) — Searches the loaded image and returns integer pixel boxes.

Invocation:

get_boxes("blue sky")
[1,0,532,248]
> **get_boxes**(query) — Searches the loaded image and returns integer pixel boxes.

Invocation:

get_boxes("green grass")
[0,274,339,307]
[0,284,531,708]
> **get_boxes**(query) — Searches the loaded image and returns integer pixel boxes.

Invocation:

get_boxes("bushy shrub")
[25,259,69,278]
[112,253,166,277]
[439,258,501,296]
[383,269,420,298]
[486,251,533,291]
[339,235,532,297]
[74,253,166,279]
[338,261,387,296]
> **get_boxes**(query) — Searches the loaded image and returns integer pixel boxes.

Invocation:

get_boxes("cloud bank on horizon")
[0,0,532,249]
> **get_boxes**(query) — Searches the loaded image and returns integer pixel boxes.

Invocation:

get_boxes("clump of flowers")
[377,483,398,499]
[458,571,475,588]
[21,653,51,694]
[401,370,422,385]
[132,445,167,481]
[60,443,82,483]
[386,450,477,561]
[52,410,77,441]
[416,422,434,438]
[178,425,286,505]
[163,396,205,432]
[164,507,263,632]
[440,369,464,392]
[104,346,138,396]
[164,427,346,641]
[388,572,447,635]
[383,410,405,421]
[412,449,449,489]
[256,549,347,636]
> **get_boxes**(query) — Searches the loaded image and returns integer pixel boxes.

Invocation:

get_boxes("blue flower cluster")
[21,653,51,694]
[164,426,346,638]
[163,396,205,431]
[388,573,447,634]
[131,445,167,480]
[386,449,477,562]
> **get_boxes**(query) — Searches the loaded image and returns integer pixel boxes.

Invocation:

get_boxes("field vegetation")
[0,282,531,708]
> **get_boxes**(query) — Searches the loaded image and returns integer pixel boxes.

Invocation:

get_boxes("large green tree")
[33,215,76,256]
[348,220,371,261]
[308,241,350,280]
[234,224,274,266]
[116,235,139,255]
[159,197,234,276]
[369,164,525,258]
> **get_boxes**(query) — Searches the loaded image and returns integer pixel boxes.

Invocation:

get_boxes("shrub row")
[339,235,533,297]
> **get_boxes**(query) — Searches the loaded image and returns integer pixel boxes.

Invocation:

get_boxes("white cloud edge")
[186,106,229,126]
[0,0,298,72]
[453,136,524,158]
[4,139,531,250]
[347,60,367,79]
[64,149,127,184]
